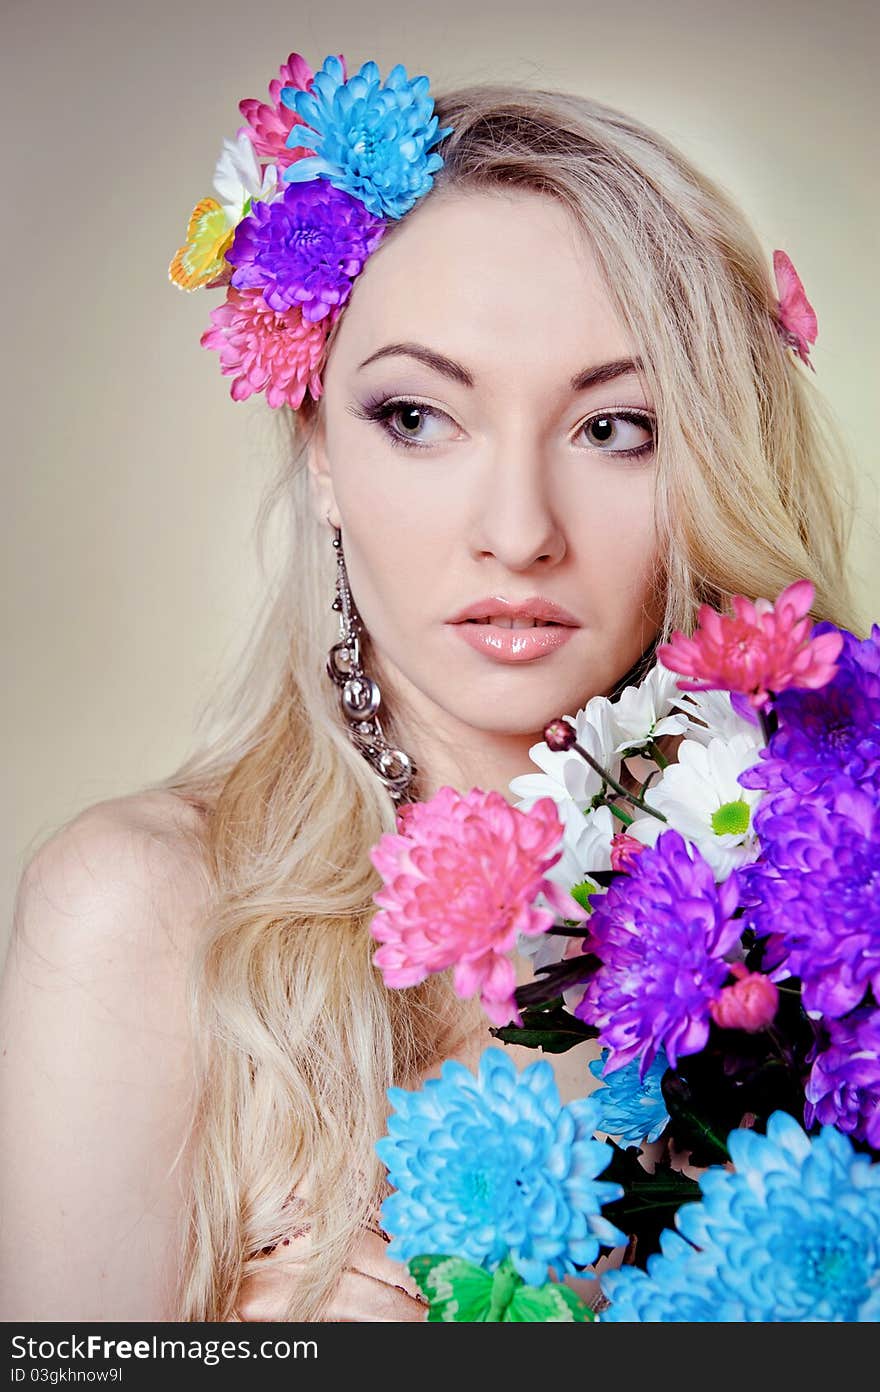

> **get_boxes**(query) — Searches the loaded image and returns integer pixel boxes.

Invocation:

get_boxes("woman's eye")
[579,411,655,456]
[350,398,460,450]
[351,398,654,457]
[390,403,444,442]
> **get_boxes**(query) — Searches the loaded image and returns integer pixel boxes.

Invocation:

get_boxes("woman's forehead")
[328,189,639,389]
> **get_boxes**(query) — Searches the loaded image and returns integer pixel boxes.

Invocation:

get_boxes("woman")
[0,55,861,1322]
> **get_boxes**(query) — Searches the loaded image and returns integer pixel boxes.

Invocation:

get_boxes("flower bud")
[610,832,645,874]
[710,963,778,1033]
[544,719,576,752]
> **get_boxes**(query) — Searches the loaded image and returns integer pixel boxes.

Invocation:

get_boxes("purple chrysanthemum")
[742,780,880,1018]
[739,624,880,813]
[226,180,385,321]
[574,829,741,1076]
[805,1007,880,1149]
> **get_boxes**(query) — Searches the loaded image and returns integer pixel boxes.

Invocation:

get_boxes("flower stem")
[572,740,667,824]
[647,740,669,769]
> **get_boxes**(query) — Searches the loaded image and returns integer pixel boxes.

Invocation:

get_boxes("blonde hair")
[152,83,863,1321]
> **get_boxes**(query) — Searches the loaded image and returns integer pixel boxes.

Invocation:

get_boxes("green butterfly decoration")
[408,1253,595,1322]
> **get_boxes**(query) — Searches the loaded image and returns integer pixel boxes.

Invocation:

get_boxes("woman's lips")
[447,620,577,663]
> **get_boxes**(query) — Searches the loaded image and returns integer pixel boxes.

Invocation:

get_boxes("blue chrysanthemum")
[280,55,452,219]
[226,180,384,321]
[601,1111,880,1321]
[742,779,880,1018]
[588,1048,670,1145]
[739,623,880,813]
[376,1047,625,1286]
[599,1229,746,1322]
[574,830,741,1076]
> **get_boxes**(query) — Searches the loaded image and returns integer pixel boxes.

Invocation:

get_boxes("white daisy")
[610,660,689,753]
[670,687,763,749]
[513,801,616,969]
[213,132,279,226]
[508,695,621,813]
[627,732,764,880]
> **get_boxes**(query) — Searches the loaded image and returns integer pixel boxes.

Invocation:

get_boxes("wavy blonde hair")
[151,82,863,1321]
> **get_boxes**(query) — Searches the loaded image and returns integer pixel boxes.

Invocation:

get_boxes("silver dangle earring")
[326,526,417,803]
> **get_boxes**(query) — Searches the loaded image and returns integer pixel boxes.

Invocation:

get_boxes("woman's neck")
[409,726,546,804]
[374,652,558,802]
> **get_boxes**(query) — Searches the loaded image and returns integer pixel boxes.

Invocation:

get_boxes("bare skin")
[0,792,431,1322]
[2,189,664,1321]
[308,187,663,797]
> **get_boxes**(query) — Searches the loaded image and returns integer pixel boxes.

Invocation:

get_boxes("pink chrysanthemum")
[237,53,345,170]
[369,786,587,1027]
[657,579,843,709]
[200,286,330,408]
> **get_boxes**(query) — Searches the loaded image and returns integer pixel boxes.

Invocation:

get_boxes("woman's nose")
[466,435,567,571]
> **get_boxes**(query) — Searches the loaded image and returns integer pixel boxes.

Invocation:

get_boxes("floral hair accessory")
[281,55,452,219]
[772,248,818,370]
[169,52,451,409]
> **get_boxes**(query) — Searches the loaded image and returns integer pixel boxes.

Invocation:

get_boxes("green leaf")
[408,1253,595,1322]
[514,954,601,1009]
[661,1070,731,1166]
[407,1255,494,1322]
[507,1283,594,1322]
[491,1001,599,1054]
[598,1141,702,1263]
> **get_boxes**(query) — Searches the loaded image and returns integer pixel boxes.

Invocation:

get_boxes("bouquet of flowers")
[368,579,880,1321]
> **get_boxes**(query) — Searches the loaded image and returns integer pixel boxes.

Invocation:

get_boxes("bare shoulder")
[1,791,215,1318]
[12,789,213,965]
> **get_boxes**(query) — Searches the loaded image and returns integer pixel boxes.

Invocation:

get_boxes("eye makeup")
[348,393,657,458]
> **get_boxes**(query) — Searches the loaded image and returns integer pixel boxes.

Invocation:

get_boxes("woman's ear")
[305,411,341,530]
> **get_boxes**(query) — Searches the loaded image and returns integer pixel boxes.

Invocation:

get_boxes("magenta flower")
[709,963,778,1033]
[200,286,331,408]
[774,249,818,369]
[237,52,346,170]
[369,786,587,1027]
[609,831,645,874]
[657,579,843,709]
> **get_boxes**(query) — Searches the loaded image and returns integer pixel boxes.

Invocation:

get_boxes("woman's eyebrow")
[569,357,645,392]
[357,342,644,392]
[357,342,474,386]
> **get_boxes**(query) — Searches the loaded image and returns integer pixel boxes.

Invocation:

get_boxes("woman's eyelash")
[347,397,448,450]
[348,397,656,456]
[584,409,656,458]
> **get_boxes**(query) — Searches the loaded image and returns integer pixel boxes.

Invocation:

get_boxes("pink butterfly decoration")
[773,249,818,370]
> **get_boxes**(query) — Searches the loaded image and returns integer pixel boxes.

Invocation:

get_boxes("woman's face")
[308,188,664,754]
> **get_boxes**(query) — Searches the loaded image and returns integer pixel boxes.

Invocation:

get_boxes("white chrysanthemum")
[213,132,279,225]
[508,695,621,812]
[670,687,763,749]
[627,733,764,880]
[610,661,689,752]
[513,800,616,969]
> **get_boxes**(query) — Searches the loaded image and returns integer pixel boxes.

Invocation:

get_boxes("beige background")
[3,0,878,947]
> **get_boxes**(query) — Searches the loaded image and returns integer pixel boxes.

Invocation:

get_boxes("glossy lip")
[449,621,577,664]
[445,596,582,664]
[446,595,582,626]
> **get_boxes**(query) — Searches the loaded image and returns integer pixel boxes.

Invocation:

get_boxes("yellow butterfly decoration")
[168,197,235,291]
